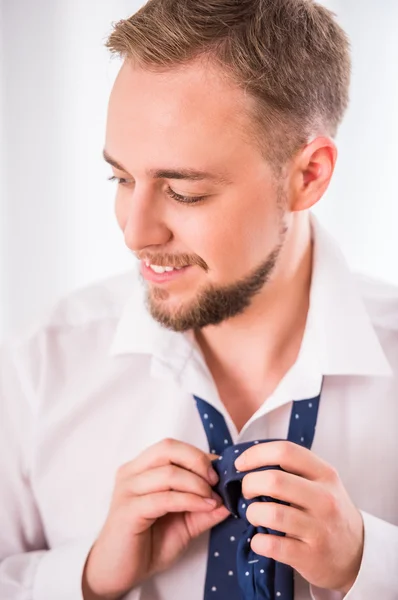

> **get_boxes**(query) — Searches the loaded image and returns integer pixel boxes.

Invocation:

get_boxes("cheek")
[114,194,126,230]
[179,194,281,280]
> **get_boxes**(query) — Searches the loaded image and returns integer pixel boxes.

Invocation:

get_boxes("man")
[0,0,397,599]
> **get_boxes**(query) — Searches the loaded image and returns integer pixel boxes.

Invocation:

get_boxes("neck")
[195,212,313,419]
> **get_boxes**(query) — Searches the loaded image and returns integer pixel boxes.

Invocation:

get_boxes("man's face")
[105,59,290,330]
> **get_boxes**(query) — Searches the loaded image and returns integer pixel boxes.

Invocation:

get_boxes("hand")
[235,441,364,594]
[82,438,229,600]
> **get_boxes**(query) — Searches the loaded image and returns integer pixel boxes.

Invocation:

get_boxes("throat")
[195,303,309,433]
[215,378,282,433]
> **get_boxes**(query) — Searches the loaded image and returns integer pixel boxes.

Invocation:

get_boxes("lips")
[141,260,191,283]
[144,260,184,274]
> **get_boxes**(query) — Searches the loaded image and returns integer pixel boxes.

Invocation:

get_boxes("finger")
[246,502,314,541]
[118,439,219,486]
[235,441,335,481]
[242,469,324,510]
[186,505,230,539]
[250,531,305,569]
[132,491,220,522]
[125,465,221,502]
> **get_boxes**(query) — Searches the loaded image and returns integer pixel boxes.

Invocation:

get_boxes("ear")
[289,137,338,212]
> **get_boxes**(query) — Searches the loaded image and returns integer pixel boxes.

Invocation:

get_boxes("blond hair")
[106,0,351,170]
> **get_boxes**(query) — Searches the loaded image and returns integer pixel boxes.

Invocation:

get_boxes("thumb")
[186,504,230,539]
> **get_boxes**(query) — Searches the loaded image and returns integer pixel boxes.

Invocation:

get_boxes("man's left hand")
[234,441,364,594]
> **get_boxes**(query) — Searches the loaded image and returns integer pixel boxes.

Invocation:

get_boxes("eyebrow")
[102,149,230,185]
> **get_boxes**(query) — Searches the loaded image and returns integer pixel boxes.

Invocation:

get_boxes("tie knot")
[212,439,287,517]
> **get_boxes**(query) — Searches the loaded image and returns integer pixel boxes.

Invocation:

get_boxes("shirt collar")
[109,264,195,372]
[110,213,393,379]
[308,214,392,377]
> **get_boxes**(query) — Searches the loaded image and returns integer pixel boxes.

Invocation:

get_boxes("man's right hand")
[82,438,229,600]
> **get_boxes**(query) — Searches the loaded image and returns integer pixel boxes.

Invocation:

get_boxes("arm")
[310,511,398,600]
[0,342,95,600]
[0,340,224,600]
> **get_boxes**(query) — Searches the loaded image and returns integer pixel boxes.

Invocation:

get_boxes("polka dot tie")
[194,393,321,600]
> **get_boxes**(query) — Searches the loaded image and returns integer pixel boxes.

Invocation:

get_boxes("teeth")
[150,265,168,273]
[144,261,186,273]
[149,264,181,274]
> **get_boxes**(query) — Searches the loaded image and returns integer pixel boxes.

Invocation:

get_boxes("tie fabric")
[194,393,321,600]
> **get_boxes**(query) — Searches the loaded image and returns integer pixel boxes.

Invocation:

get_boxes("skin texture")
[236,441,364,594]
[107,60,288,321]
[82,57,364,598]
[82,440,230,600]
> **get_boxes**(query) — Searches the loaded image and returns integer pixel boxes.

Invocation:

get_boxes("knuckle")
[275,442,290,463]
[312,532,324,553]
[199,450,211,469]
[161,437,176,451]
[309,525,327,553]
[198,479,212,496]
[326,464,340,484]
[270,503,285,525]
[266,469,283,490]
[191,452,209,476]
[115,462,129,482]
[267,533,283,556]
[285,441,297,453]
[163,464,176,481]
[322,490,339,517]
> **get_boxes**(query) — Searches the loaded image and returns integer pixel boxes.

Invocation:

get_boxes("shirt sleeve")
[310,510,398,600]
[0,342,95,600]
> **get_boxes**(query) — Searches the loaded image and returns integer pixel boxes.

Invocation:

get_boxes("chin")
[146,287,195,325]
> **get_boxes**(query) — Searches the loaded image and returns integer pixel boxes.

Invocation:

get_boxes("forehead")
[105,58,255,168]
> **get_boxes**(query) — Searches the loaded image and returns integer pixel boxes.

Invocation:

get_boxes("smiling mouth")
[143,259,186,274]
[141,260,192,283]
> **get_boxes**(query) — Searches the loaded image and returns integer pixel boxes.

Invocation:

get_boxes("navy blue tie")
[194,393,321,600]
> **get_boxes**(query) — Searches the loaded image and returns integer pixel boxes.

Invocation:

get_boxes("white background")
[1,0,398,342]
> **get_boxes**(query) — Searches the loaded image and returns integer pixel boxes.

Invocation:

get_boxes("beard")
[143,187,288,332]
[145,244,284,332]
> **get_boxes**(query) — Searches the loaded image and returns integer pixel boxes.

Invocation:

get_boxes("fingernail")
[208,467,219,485]
[211,491,222,505]
[204,497,218,507]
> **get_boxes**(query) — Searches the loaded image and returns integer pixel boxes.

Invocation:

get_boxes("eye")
[108,175,132,186]
[166,186,206,205]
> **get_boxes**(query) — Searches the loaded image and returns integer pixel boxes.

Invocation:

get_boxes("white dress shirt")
[0,215,397,600]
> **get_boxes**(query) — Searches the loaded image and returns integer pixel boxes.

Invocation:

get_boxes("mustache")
[135,251,209,272]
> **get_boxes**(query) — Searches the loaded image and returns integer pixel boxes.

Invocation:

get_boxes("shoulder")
[1,271,138,403]
[11,270,136,341]
[355,272,398,332]
[355,272,398,370]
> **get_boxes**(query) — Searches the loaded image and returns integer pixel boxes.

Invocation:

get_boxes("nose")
[117,185,172,253]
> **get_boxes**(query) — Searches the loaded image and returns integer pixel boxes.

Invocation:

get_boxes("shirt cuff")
[32,536,96,600]
[310,510,398,600]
